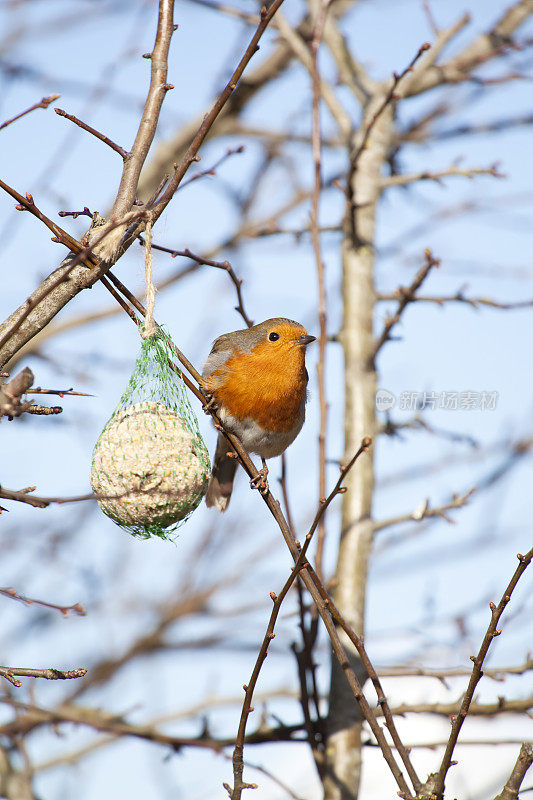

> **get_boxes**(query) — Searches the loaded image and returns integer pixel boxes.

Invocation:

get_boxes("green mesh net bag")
[90,327,210,540]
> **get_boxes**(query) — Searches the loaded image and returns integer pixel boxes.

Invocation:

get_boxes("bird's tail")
[205,433,238,512]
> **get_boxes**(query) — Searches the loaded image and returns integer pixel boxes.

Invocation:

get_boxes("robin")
[202,318,316,511]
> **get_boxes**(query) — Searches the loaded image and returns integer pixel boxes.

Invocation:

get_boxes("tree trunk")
[324,100,394,800]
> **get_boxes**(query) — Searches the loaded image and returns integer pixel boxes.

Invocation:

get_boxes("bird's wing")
[201,335,235,381]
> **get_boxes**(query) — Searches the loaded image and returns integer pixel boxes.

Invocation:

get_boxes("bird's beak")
[296,333,316,346]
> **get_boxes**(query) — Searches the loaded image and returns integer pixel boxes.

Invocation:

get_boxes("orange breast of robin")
[206,341,307,433]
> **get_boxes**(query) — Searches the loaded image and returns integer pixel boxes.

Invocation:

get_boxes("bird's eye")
[268,332,280,342]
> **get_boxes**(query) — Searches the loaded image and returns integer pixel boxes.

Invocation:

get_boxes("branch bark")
[325,94,394,800]
[493,743,533,800]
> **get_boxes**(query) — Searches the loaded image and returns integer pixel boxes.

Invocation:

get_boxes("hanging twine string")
[142,216,157,339]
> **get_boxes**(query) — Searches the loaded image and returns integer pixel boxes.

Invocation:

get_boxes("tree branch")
[54,108,127,159]
[373,488,475,532]
[493,743,533,800]
[0,95,59,131]
[428,547,533,799]
[0,667,87,689]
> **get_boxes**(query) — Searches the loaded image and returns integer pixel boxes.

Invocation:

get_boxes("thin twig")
[371,248,440,363]
[54,108,127,158]
[0,667,87,689]
[137,240,253,327]
[350,42,431,171]
[0,587,85,616]
[0,487,95,510]
[27,387,93,397]
[380,163,504,188]
[307,564,423,794]
[228,536,313,799]
[149,0,288,226]
[58,207,93,219]
[178,145,245,189]
[431,547,533,799]
[373,488,475,532]
[309,0,331,583]
[377,290,533,311]
[0,94,59,131]
[109,0,176,220]
[377,656,533,682]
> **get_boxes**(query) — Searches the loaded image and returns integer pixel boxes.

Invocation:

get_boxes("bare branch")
[380,163,504,188]
[0,587,85,616]
[371,248,440,363]
[0,0,285,369]
[109,0,176,221]
[229,538,312,799]
[492,743,533,800]
[399,13,471,98]
[0,94,59,131]
[274,9,352,139]
[389,696,533,719]
[54,108,127,159]
[373,488,475,532]
[350,42,431,172]
[322,17,377,104]
[149,0,288,225]
[430,547,533,799]
[0,367,33,418]
[0,487,95,510]
[405,1,533,96]
[27,387,93,397]
[309,0,331,582]
[377,289,533,310]
[0,667,87,689]
[378,656,533,681]
[138,240,253,327]
[0,697,223,754]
